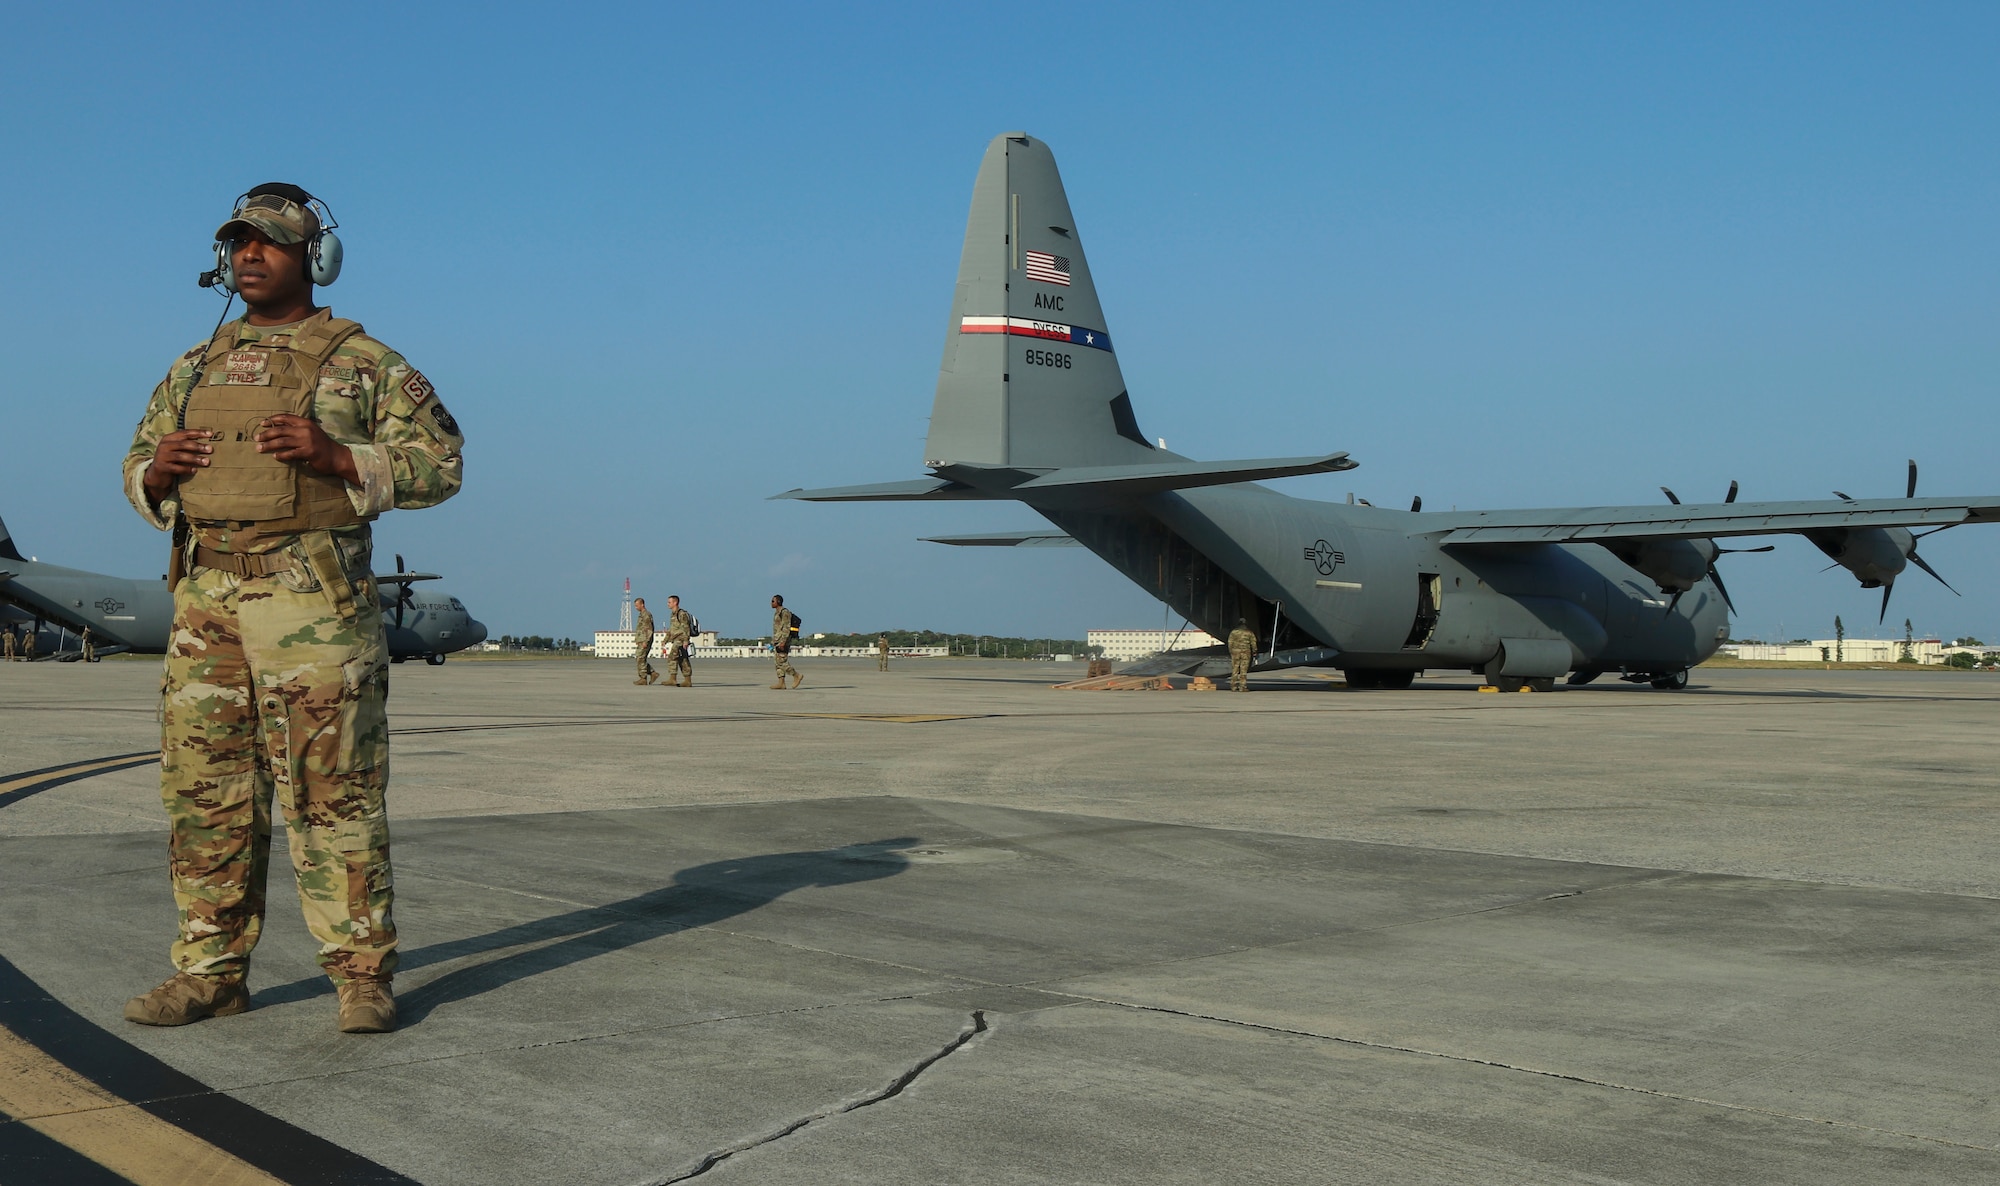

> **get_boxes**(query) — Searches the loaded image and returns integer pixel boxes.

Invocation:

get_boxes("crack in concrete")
[656,1010,989,1183]
[1072,997,2000,1154]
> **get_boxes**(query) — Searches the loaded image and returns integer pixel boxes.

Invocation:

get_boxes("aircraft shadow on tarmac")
[253,837,920,1024]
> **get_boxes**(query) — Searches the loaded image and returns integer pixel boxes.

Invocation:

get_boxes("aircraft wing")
[374,571,444,585]
[922,530,1079,547]
[1426,496,2000,545]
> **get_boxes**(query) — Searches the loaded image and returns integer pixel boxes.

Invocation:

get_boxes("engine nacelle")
[1807,527,1911,589]
[1603,538,1716,594]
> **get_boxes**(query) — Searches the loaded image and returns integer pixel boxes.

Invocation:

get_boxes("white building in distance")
[1724,638,1944,663]
[1087,628,1226,662]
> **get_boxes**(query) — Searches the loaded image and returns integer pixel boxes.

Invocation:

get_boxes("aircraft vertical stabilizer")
[925,134,1158,472]
[0,515,22,562]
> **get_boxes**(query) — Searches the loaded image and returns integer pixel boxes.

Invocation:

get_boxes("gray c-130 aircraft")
[779,133,2000,690]
[0,513,486,664]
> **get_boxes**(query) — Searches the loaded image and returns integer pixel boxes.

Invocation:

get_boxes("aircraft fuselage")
[1033,483,1727,680]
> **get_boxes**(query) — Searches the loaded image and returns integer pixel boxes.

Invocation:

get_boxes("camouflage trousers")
[773,649,799,681]
[877,653,889,671]
[158,565,395,984]
[1230,654,1251,692]
[635,635,656,683]
[664,643,692,683]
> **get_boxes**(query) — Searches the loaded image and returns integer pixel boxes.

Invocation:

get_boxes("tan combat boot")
[769,680,786,689]
[337,980,397,1034]
[790,671,804,689]
[124,972,249,1026]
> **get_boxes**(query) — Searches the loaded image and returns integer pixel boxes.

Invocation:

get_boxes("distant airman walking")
[22,625,36,661]
[1228,618,1257,692]
[81,627,95,663]
[2,626,15,661]
[663,595,694,687]
[877,634,890,672]
[633,597,658,685]
[770,594,802,689]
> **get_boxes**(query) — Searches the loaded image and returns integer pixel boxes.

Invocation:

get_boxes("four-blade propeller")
[1658,480,1771,615]
[1832,461,1959,622]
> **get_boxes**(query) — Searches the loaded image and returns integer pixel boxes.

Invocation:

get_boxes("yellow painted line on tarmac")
[0,752,159,797]
[0,1024,286,1186]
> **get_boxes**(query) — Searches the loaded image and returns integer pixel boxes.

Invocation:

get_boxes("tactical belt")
[191,545,294,578]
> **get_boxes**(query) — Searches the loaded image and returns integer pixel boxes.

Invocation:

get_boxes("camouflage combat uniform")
[664,606,694,686]
[2,628,14,660]
[124,308,463,987]
[1228,624,1257,692]
[634,605,657,685]
[772,604,800,687]
[877,635,889,672]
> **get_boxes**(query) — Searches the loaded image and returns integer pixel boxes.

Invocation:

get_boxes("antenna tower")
[619,577,633,631]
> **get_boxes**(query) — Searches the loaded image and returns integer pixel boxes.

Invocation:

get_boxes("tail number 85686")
[1024,348,1073,369]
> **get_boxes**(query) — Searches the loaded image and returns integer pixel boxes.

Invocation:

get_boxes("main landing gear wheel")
[1649,669,1689,691]
[425,653,447,666]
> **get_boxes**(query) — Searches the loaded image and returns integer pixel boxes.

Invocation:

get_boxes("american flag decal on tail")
[1024,250,1071,286]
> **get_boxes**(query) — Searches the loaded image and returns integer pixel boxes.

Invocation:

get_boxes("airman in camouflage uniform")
[770,594,801,689]
[1227,618,1257,692]
[2,626,14,660]
[81,627,95,663]
[663,595,694,687]
[877,634,889,672]
[120,184,463,1035]
[633,598,658,685]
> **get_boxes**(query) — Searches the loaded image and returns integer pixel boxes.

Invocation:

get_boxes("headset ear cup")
[309,230,343,286]
[215,241,238,294]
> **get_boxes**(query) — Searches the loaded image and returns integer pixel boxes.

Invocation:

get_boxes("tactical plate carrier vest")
[177,312,367,547]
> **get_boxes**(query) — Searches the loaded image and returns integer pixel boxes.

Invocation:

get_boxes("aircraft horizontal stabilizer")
[921,530,1078,547]
[771,478,995,503]
[1006,453,1355,495]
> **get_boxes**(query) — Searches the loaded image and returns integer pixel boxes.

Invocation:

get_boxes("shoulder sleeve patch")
[402,371,435,405]
[429,403,461,437]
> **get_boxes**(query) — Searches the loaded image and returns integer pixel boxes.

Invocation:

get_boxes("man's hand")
[255,415,359,486]
[142,429,217,499]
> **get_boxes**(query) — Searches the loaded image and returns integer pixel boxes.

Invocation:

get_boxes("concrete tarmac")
[2,658,1998,1183]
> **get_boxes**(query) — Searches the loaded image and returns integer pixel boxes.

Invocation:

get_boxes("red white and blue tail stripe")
[960,316,1113,353]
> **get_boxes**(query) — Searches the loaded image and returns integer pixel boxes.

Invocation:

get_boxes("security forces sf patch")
[402,371,435,405]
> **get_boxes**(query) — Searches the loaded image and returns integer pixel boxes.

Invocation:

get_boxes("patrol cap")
[214,183,321,245]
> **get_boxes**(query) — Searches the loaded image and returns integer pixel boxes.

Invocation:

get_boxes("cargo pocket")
[334,811,394,895]
[334,811,391,854]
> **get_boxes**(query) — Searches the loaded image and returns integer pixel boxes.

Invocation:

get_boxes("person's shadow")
[254,837,920,1024]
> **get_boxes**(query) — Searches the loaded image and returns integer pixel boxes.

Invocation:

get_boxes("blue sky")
[3,3,1995,643]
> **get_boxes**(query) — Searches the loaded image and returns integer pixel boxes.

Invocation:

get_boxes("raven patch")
[429,403,460,436]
